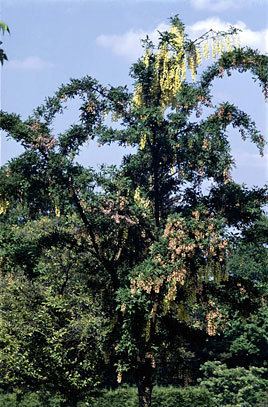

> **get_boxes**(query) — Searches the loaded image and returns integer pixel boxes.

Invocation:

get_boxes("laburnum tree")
[0,16,267,407]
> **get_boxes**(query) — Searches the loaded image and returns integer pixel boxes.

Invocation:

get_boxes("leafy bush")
[152,386,213,407]
[89,386,213,407]
[0,391,63,407]
[89,387,137,407]
[1,370,267,407]
[0,387,212,407]
[199,361,268,406]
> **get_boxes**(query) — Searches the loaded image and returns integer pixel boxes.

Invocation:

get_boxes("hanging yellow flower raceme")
[55,206,61,217]
[196,48,202,66]
[133,83,143,107]
[132,22,238,110]
[143,48,151,68]
[0,198,9,215]
[139,133,147,150]
[159,46,170,93]
[225,35,232,52]
[202,40,210,59]
[212,39,217,58]
[217,38,223,55]
[170,24,184,48]
[188,56,197,82]
[117,372,122,384]
[134,186,150,209]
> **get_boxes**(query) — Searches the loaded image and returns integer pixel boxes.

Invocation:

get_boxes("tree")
[0,216,112,406]
[220,216,268,369]
[0,16,267,407]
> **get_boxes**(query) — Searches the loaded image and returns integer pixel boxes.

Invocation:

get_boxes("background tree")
[0,16,267,407]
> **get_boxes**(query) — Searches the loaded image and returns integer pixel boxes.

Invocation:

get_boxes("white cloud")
[190,0,262,12]
[8,56,54,71]
[97,17,268,61]
[96,23,169,60]
[191,0,239,11]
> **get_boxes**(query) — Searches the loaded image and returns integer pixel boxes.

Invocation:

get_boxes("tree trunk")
[62,391,80,407]
[137,360,153,407]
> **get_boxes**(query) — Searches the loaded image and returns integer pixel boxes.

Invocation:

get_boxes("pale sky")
[1,0,267,187]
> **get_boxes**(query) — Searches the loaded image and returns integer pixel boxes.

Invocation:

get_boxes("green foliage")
[152,386,213,407]
[90,387,138,407]
[0,391,63,407]
[221,303,268,367]
[227,216,268,281]
[3,379,266,407]
[199,361,268,406]
[89,386,213,407]
[0,386,212,407]
[0,267,111,400]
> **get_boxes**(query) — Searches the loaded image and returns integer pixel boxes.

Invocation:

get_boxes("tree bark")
[137,360,153,407]
[63,394,79,407]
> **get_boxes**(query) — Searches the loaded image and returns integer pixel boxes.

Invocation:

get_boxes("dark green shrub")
[199,361,268,406]
[89,386,213,407]
[89,387,137,407]
[0,392,17,407]
[151,386,213,407]
[0,391,63,407]
[1,375,267,407]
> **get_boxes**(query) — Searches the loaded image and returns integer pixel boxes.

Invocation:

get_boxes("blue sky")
[0,0,267,187]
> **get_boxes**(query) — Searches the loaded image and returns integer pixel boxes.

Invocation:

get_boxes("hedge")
[0,384,267,406]
[0,386,213,407]
[89,386,213,407]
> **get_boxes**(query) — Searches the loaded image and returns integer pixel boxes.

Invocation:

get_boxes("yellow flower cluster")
[132,83,143,107]
[130,267,186,316]
[0,198,9,215]
[163,214,229,264]
[117,371,122,384]
[130,213,228,318]
[157,45,185,108]
[165,268,187,303]
[143,48,151,68]
[139,133,147,150]
[170,24,184,48]
[202,138,211,150]
[134,187,150,210]
[131,275,164,295]
[206,302,222,336]
[202,41,210,59]
[133,26,239,113]
[203,34,237,61]
[55,206,61,217]
[188,55,197,82]
[132,25,188,110]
